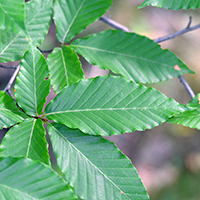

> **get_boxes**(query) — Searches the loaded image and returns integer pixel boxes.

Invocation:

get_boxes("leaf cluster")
[0,0,200,199]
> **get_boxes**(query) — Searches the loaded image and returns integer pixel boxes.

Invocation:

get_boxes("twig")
[0,64,17,69]
[99,16,131,32]
[3,64,20,99]
[37,47,53,53]
[153,17,200,43]
[178,76,195,98]
[99,16,197,99]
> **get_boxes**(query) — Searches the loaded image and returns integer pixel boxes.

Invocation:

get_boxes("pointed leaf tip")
[45,76,185,136]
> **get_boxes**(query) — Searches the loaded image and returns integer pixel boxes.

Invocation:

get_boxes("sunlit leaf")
[53,0,112,43]
[47,46,84,94]
[45,76,186,136]
[0,157,77,199]
[0,118,50,165]
[71,30,194,84]
[25,0,53,45]
[139,0,200,10]
[15,44,50,116]
[48,123,149,200]
[0,91,26,129]
[168,93,200,129]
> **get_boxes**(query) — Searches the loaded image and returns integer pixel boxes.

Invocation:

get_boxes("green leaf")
[47,46,84,94]
[0,0,25,33]
[25,0,53,45]
[71,30,194,84]
[15,44,50,116]
[45,76,185,136]
[53,0,112,43]
[139,0,200,10]
[168,94,200,129]
[0,157,77,199]
[48,123,149,200]
[0,91,26,129]
[0,31,29,62]
[0,118,50,165]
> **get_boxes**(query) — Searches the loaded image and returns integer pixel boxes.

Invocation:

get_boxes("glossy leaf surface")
[0,118,50,165]
[168,94,200,129]
[0,0,25,33]
[0,91,26,129]
[25,0,53,45]
[53,0,112,43]
[45,76,185,136]
[48,123,149,200]
[15,44,50,116]
[71,30,193,84]
[0,157,77,199]
[0,31,29,62]
[139,0,200,10]
[47,46,84,94]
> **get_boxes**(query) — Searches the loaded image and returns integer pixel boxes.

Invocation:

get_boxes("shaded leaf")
[139,0,200,10]
[0,0,25,33]
[48,123,149,200]
[53,0,112,43]
[0,91,26,129]
[45,76,185,136]
[25,0,53,45]
[47,46,84,94]
[0,31,29,62]
[168,93,200,129]
[71,30,194,84]
[15,44,50,116]
[0,118,50,165]
[0,157,77,199]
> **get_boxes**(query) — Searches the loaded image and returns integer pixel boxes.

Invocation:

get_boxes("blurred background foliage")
[1,0,200,199]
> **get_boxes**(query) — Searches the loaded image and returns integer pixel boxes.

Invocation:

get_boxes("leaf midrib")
[62,0,86,43]
[46,106,172,115]
[50,124,130,199]
[71,45,172,67]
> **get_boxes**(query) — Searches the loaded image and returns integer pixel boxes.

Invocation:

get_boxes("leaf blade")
[53,0,112,43]
[0,118,50,165]
[45,76,185,136]
[139,0,200,10]
[71,30,194,84]
[0,0,25,32]
[168,93,200,129]
[48,123,149,200]
[0,157,77,199]
[0,91,26,129]
[47,46,84,94]
[25,0,53,45]
[15,44,50,116]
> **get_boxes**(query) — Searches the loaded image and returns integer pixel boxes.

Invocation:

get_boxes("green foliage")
[139,0,200,10]
[0,0,199,199]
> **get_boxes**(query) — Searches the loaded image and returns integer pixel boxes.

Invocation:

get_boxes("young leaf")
[25,0,53,45]
[53,0,112,43]
[47,46,84,94]
[45,76,186,136]
[0,0,25,33]
[139,0,200,10]
[0,31,29,62]
[168,93,200,129]
[0,91,26,129]
[48,123,149,200]
[0,118,50,165]
[15,44,50,116]
[71,30,194,84]
[0,157,77,199]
